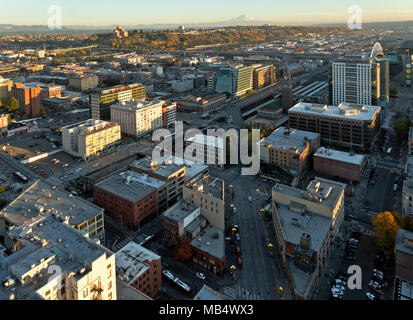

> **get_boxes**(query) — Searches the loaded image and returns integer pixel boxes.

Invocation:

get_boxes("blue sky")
[1,0,412,26]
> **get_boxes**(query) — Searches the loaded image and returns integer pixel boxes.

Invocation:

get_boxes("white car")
[248,196,252,202]
[196,272,206,280]
[366,292,376,300]
[233,207,237,213]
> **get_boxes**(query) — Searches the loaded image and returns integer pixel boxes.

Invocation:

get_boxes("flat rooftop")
[314,147,366,165]
[0,212,113,299]
[163,199,200,223]
[275,202,331,252]
[129,157,185,179]
[116,279,152,300]
[190,225,225,259]
[116,241,160,285]
[396,228,413,257]
[273,177,346,211]
[286,257,316,299]
[95,171,160,202]
[111,99,163,111]
[194,284,228,300]
[0,179,103,227]
[185,173,224,200]
[260,126,319,152]
[289,102,380,122]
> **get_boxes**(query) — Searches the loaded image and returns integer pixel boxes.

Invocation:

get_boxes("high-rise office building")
[90,83,145,121]
[332,57,380,106]
[252,64,277,90]
[215,65,253,98]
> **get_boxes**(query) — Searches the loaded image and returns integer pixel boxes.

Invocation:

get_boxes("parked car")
[248,196,252,202]
[196,272,206,280]
[366,292,376,300]
[235,233,240,241]
[345,255,356,261]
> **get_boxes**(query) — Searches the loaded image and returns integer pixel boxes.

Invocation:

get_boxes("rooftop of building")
[91,83,144,95]
[273,177,346,211]
[0,212,113,300]
[115,241,160,285]
[193,284,228,300]
[185,173,224,200]
[62,119,119,135]
[286,256,316,299]
[396,228,413,257]
[95,171,160,202]
[0,179,103,227]
[395,278,413,300]
[289,102,381,121]
[314,147,366,165]
[129,156,185,179]
[333,56,374,64]
[259,126,319,152]
[111,99,164,111]
[163,199,200,223]
[116,279,152,300]
[190,225,225,259]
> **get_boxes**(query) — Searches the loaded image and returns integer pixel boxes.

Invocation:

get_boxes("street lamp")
[230,203,235,208]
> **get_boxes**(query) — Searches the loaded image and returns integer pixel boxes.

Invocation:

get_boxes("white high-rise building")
[110,99,163,139]
[332,57,380,106]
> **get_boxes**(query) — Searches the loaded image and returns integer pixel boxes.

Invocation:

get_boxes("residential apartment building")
[313,147,367,182]
[0,179,105,243]
[0,212,116,300]
[163,199,204,247]
[62,119,121,161]
[128,157,186,212]
[90,83,146,121]
[162,199,225,275]
[110,99,163,138]
[94,171,159,230]
[69,74,99,91]
[12,83,42,118]
[259,126,321,176]
[162,101,176,128]
[0,76,12,102]
[0,114,8,136]
[272,178,346,300]
[394,228,413,300]
[176,93,226,114]
[183,173,225,231]
[116,241,161,299]
[332,56,380,106]
[215,65,253,98]
[288,101,381,151]
[252,64,277,90]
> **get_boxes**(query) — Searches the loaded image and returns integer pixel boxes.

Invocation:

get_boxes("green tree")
[394,117,411,142]
[6,97,19,113]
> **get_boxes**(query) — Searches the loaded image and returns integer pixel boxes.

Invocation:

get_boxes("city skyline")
[1,0,413,27]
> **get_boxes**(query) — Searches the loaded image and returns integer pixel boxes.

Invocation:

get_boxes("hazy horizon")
[1,0,413,27]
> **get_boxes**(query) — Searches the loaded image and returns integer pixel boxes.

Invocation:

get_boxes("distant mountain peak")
[231,14,254,22]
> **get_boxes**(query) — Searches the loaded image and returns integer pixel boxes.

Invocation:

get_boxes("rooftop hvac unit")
[300,233,311,251]
[291,217,300,226]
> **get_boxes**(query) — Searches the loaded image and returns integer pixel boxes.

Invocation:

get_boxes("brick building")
[176,93,226,114]
[116,241,161,299]
[252,64,277,90]
[12,83,42,118]
[94,171,158,230]
[0,114,8,136]
[313,147,368,182]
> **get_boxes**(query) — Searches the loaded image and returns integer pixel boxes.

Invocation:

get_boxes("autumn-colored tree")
[372,211,400,255]
[172,238,193,261]
[6,98,19,113]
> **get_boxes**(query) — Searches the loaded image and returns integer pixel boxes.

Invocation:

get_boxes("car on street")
[235,233,240,241]
[345,254,356,261]
[248,196,252,202]
[162,262,170,269]
[196,272,206,280]
[233,207,237,214]
[366,292,376,300]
